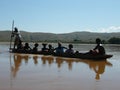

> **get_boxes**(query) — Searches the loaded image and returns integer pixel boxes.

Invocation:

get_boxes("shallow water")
[0,43,120,90]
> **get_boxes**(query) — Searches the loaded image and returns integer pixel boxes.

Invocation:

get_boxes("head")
[25,43,29,46]
[42,43,47,47]
[14,27,18,32]
[48,44,52,49]
[34,43,39,47]
[58,42,62,47]
[68,44,73,49]
[96,38,101,44]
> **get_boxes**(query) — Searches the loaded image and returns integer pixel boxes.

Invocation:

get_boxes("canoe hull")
[10,49,113,60]
[53,53,112,60]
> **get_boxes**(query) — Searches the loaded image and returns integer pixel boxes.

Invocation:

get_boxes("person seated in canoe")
[32,43,39,54]
[48,44,54,54]
[88,38,105,55]
[65,44,74,54]
[54,42,67,55]
[12,27,22,49]
[41,43,48,54]
[23,43,32,53]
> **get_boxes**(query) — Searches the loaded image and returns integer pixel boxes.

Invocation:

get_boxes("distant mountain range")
[0,30,120,43]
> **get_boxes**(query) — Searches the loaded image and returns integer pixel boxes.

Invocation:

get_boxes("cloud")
[73,26,120,33]
[100,26,120,33]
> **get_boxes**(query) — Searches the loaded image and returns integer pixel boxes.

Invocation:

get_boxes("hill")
[0,30,120,43]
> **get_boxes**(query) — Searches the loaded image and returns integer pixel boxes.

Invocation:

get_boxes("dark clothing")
[98,46,105,55]
[23,43,31,53]
[65,49,74,54]
[55,46,67,54]
[12,28,21,49]
[41,48,48,52]
[93,44,100,50]
[93,44,105,55]
[17,42,23,50]
[24,46,31,51]
[32,43,39,53]
[48,48,54,54]
[32,47,38,52]
[13,34,21,49]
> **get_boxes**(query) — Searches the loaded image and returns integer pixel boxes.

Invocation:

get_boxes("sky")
[0,0,120,33]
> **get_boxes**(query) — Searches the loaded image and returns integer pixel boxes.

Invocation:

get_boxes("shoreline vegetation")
[0,30,120,44]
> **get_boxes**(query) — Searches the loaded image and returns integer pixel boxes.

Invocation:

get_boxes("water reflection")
[80,59,112,80]
[33,56,38,65]
[11,54,112,80]
[41,56,80,70]
[41,56,54,66]
[55,57,78,70]
[11,54,29,78]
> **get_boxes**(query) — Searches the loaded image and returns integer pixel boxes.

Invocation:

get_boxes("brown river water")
[0,42,120,90]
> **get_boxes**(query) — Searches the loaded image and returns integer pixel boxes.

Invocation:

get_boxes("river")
[0,42,120,90]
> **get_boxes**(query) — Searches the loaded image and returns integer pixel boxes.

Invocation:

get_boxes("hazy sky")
[0,0,120,33]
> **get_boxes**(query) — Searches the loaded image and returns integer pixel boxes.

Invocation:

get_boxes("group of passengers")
[14,41,74,55]
[14,38,105,55]
[12,27,105,55]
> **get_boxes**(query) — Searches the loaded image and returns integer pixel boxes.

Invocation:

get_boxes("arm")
[93,44,99,50]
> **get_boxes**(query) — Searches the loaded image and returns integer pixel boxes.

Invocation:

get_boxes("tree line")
[0,31,120,44]
[73,37,120,44]
[108,37,120,44]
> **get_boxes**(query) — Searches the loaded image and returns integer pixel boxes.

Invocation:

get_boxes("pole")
[10,20,14,51]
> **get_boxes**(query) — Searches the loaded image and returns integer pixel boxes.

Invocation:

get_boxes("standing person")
[12,27,22,49]
[16,40,23,51]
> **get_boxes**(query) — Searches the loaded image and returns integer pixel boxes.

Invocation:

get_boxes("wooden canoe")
[10,49,113,60]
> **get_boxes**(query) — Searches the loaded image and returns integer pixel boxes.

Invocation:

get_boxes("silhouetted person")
[23,43,31,53]
[86,38,105,55]
[41,43,48,52]
[92,38,105,55]
[54,42,67,55]
[32,43,39,53]
[48,44,54,54]
[12,27,22,49]
[65,44,74,54]
[17,40,23,51]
